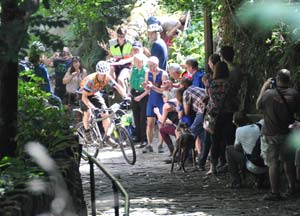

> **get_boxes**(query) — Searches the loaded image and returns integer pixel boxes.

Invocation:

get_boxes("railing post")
[113,182,119,216]
[89,158,96,216]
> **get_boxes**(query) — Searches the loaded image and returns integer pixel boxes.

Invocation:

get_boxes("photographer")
[256,69,300,201]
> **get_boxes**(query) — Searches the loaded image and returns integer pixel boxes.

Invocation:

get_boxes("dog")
[170,122,196,173]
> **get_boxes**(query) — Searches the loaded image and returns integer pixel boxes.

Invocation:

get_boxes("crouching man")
[226,112,268,189]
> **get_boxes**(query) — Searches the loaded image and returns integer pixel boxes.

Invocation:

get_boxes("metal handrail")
[81,149,130,216]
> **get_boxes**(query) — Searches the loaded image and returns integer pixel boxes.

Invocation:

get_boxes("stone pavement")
[79,129,300,216]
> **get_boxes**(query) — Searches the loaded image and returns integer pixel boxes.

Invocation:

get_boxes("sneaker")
[142,145,154,153]
[138,141,147,148]
[84,129,92,143]
[263,192,282,201]
[106,137,118,148]
[158,144,164,153]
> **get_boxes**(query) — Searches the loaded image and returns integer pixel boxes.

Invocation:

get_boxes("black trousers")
[131,90,148,143]
[210,113,236,166]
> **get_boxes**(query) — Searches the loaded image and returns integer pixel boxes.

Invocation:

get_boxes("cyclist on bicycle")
[78,60,127,142]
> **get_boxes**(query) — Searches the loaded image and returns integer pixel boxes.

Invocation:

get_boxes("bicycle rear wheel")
[116,126,136,165]
[76,122,100,158]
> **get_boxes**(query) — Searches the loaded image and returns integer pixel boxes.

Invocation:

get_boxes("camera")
[270,78,277,88]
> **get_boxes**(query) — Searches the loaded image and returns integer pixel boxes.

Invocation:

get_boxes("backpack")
[245,122,267,167]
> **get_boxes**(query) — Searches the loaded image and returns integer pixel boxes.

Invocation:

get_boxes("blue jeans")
[190,112,205,154]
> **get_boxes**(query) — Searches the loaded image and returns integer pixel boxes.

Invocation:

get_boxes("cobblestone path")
[80,132,300,216]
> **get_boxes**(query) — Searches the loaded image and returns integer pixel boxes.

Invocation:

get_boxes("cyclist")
[78,61,127,142]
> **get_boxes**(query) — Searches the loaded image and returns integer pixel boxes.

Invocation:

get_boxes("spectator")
[226,112,268,189]
[63,56,88,106]
[206,61,235,175]
[24,41,62,107]
[197,53,221,171]
[185,58,205,88]
[142,56,168,153]
[220,45,242,112]
[129,54,149,148]
[167,63,192,89]
[154,91,179,156]
[51,47,73,103]
[256,69,300,201]
[164,22,182,48]
[208,53,221,74]
[131,41,149,63]
[108,26,133,92]
[183,78,206,165]
[147,17,168,71]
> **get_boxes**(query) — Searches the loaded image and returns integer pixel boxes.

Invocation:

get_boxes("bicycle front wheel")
[76,122,100,158]
[116,126,136,165]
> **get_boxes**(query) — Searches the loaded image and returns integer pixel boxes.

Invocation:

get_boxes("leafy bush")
[17,71,73,157]
[168,20,206,67]
[0,156,45,198]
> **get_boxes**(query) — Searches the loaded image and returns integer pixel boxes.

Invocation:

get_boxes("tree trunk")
[204,7,213,73]
[218,0,275,113]
[0,62,18,158]
[0,0,37,159]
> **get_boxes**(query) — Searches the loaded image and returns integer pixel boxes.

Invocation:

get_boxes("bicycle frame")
[90,107,121,147]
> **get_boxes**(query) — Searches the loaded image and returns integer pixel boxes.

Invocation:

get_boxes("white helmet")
[96,61,110,74]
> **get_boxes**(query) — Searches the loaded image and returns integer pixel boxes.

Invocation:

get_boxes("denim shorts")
[261,134,295,166]
[190,112,205,141]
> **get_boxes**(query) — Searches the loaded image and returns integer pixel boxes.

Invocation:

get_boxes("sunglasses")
[72,56,80,61]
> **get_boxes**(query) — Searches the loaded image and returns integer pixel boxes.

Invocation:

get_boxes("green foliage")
[168,20,205,67]
[39,0,137,72]
[161,0,221,17]
[17,71,73,157]
[0,156,45,198]
[18,4,69,58]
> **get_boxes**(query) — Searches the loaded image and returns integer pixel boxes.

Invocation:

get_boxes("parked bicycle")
[75,98,136,165]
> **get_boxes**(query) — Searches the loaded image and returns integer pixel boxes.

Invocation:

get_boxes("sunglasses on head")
[72,56,80,61]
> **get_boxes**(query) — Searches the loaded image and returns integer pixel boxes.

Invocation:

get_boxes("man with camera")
[256,69,300,201]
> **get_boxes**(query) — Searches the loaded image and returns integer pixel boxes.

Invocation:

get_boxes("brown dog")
[171,123,195,173]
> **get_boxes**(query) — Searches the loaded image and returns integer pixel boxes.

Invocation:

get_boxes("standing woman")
[206,61,233,174]
[129,54,149,148]
[142,56,168,153]
[63,56,88,106]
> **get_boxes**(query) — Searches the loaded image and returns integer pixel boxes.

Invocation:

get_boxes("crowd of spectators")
[18,16,300,202]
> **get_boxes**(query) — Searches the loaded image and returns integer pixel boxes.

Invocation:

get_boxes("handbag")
[203,112,217,134]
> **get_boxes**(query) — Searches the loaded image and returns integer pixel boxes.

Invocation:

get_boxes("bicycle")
[75,98,136,165]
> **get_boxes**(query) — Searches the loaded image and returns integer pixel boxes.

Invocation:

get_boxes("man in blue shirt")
[147,16,168,71]
[185,58,205,88]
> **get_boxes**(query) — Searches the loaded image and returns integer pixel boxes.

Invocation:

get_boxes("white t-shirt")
[234,121,263,155]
